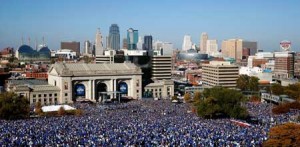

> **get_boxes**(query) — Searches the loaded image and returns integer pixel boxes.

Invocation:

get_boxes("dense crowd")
[0,99,298,146]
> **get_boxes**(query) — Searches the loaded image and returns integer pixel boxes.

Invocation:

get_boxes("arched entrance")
[96,83,107,102]
[74,84,85,101]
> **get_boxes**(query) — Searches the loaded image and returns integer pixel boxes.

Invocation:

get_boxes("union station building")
[48,62,143,103]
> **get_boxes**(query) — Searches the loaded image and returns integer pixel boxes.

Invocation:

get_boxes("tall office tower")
[152,55,172,81]
[153,40,163,50]
[274,51,295,79]
[61,41,80,55]
[221,39,257,61]
[206,40,218,56]
[182,35,192,51]
[84,40,91,54]
[202,61,239,88]
[95,28,104,56]
[162,42,173,56]
[143,35,153,51]
[122,38,128,49]
[137,36,143,50]
[127,28,138,50]
[200,32,208,53]
[108,24,120,50]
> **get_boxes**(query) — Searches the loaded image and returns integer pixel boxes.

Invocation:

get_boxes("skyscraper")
[200,32,208,53]
[127,28,138,50]
[95,28,104,56]
[143,35,153,51]
[122,38,128,49]
[137,36,143,50]
[83,40,91,54]
[206,40,218,56]
[221,39,257,61]
[108,24,120,50]
[182,35,192,51]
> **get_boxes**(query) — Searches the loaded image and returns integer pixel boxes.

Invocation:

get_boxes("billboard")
[75,84,85,96]
[118,82,128,94]
[280,40,291,51]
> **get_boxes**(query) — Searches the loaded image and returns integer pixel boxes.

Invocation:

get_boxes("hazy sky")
[0,0,299,52]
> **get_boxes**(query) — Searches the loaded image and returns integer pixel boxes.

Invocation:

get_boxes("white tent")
[36,105,76,112]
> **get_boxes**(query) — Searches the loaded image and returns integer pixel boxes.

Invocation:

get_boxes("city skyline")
[0,0,300,51]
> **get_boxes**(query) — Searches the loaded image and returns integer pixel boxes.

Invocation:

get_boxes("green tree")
[0,92,30,120]
[263,123,300,147]
[249,76,259,92]
[184,93,191,103]
[196,87,248,119]
[236,75,249,91]
[271,83,284,95]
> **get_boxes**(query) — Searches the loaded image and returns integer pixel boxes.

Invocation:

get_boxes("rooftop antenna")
[21,36,24,45]
[35,37,38,51]
[42,36,45,46]
[28,37,31,46]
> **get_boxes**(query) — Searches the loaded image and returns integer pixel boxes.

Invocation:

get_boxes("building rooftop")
[8,79,48,86]
[48,62,143,76]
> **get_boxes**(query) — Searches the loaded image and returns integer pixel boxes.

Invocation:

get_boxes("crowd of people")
[0,99,298,146]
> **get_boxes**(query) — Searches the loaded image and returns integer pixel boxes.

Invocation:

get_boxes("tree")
[248,76,259,92]
[272,101,300,115]
[193,91,201,104]
[236,75,249,91]
[34,101,43,115]
[271,83,284,95]
[236,75,259,92]
[263,123,300,147]
[196,87,248,119]
[75,109,83,116]
[171,95,178,101]
[57,106,66,116]
[284,83,300,100]
[184,93,191,103]
[0,92,30,120]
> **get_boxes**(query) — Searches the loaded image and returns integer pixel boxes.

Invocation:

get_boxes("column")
[110,79,114,98]
[113,79,117,98]
[92,80,95,100]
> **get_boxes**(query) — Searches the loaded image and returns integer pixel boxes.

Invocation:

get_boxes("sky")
[0,0,300,52]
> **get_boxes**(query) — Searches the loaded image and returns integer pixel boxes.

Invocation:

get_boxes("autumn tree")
[271,83,284,95]
[57,106,66,116]
[184,93,191,103]
[284,83,300,100]
[263,123,300,147]
[171,95,178,101]
[193,91,201,104]
[0,92,30,120]
[34,101,43,115]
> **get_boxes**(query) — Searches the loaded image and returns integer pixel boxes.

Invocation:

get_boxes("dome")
[186,49,197,53]
[177,52,208,62]
[18,45,35,54]
[39,47,50,53]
